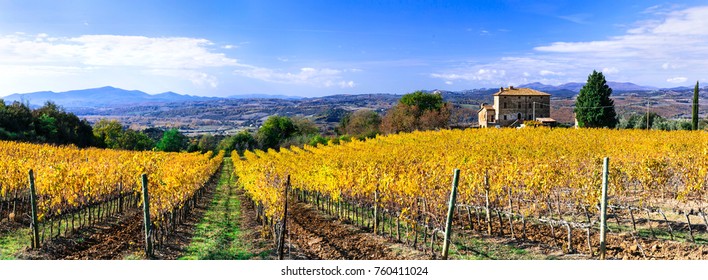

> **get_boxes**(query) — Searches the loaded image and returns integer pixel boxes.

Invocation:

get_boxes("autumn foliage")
[234,128,708,230]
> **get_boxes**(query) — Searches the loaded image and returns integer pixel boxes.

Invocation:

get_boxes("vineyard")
[0,141,223,255]
[234,128,708,259]
[2,128,707,260]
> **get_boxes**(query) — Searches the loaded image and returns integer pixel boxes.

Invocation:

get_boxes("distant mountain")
[2,86,216,108]
[519,81,657,95]
[606,82,657,91]
[666,86,692,91]
[227,93,303,100]
[557,82,586,92]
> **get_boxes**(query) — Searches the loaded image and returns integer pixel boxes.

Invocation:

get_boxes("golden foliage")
[233,128,708,226]
[0,141,223,221]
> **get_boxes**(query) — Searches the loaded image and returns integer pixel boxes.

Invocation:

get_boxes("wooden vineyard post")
[507,187,515,239]
[373,188,379,235]
[28,169,40,249]
[141,174,153,258]
[599,157,609,260]
[118,181,124,213]
[442,169,460,260]
[484,170,492,236]
[277,175,290,260]
[684,214,694,242]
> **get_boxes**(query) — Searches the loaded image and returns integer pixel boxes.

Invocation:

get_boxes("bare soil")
[284,201,429,260]
[18,183,218,260]
[465,218,708,260]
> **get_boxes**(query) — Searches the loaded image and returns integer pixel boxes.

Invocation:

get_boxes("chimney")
[509,85,514,90]
[499,87,504,92]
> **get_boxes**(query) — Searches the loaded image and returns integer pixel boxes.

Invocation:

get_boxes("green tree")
[197,133,218,153]
[93,119,124,148]
[308,135,328,146]
[0,100,34,140]
[381,91,450,134]
[574,70,618,128]
[693,81,699,130]
[142,127,165,143]
[218,131,257,156]
[256,116,296,150]
[340,109,381,139]
[399,90,444,113]
[36,114,58,142]
[634,112,662,130]
[0,100,94,146]
[117,129,155,151]
[156,128,187,152]
[292,117,319,136]
[31,102,95,147]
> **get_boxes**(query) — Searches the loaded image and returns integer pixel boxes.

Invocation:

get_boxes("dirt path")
[285,201,428,260]
[179,158,273,259]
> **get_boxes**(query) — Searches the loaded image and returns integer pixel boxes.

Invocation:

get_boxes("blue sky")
[1,0,707,97]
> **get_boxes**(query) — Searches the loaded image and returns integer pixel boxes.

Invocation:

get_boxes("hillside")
[3,84,706,136]
[1,86,216,108]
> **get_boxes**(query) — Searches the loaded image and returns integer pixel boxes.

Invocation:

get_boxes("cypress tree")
[692,81,699,130]
[574,70,618,128]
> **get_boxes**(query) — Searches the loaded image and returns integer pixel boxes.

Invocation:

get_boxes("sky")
[1,0,708,97]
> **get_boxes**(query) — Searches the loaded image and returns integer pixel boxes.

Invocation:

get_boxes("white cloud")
[147,69,219,88]
[0,33,241,92]
[233,66,356,88]
[539,70,564,76]
[602,67,619,74]
[431,6,708,87]
[0,33,358,94]
[338,81,356,88]
[431,68,506,82]
[0,33,238,68]
[431,57,575,86]
[667,77,687,83]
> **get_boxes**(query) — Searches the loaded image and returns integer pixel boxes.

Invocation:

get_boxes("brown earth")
[283,201,429,260]
[279,201,708,260]
[18,183,218,260]
[12,179,706,260]
[460,216,708,260]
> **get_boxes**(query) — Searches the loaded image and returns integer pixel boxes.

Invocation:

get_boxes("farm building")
[478,86,555,127]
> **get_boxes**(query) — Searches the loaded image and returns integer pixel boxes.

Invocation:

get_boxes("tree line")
[0,101,95,147]
[0,100,215,153]
[573,70,704,130]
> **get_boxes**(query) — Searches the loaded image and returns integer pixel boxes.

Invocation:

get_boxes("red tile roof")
[493,87,551,96]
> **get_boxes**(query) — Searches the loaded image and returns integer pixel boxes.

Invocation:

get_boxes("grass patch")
[630,227,708,244]
[178,157,258,260]
[606,223,708,245]
[0,227,30,260]
[122,252,143,260]
[447,233,551,260]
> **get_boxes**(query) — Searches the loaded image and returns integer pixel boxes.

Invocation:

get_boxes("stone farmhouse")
[478,86,555,127]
